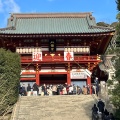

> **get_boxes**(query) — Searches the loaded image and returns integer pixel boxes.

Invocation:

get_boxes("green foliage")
[97,22,109,27]
[107,1,120,117]
[116,12,120,20]
[116,22,120,37]
[110,22,118,28]
[116,0,120,11]
[114,108,120,119]
[0,48,21,115]
[107,79,113,86]
[108,50,120,119]
[110,83,120,107]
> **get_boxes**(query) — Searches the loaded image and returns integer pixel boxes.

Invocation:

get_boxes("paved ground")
[11,95,96,120]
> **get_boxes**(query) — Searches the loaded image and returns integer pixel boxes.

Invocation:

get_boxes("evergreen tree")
[0,48,21,115]
[107,0,120,119]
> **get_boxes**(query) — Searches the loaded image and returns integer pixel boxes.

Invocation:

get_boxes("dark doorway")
[40,74,67,85]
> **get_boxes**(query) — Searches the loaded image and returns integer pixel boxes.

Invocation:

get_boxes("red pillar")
[36,71,40,86]
[67,71,71,85]
[87,76,92,94]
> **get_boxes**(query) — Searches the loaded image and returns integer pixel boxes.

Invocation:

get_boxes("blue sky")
[0,0,118,28]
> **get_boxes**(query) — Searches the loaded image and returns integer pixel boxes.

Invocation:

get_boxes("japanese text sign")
[32,52,42,61]
[64,52,74,61]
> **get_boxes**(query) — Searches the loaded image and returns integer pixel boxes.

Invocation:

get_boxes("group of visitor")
[19,77,100,96]
[19,83,91,96]
[91,77,100,96]
[92,99,115,120]
[19,78,116,119]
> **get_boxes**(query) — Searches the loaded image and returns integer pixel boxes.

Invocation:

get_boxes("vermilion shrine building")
[0,13,115,87]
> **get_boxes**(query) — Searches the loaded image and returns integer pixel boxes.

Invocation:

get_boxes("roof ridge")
[10,12,92,18]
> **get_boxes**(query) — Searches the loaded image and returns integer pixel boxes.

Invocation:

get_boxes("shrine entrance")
[40,74,67,85]
[71,79,87,88]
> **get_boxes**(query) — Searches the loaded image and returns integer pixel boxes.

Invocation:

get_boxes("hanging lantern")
[68,48,70,52]
[26,48,28,53]
[28,48,32,53]
[64,48,67,52]
[74,48,76,52]
[22,48,25,53]
[86,47,89,53]
[37,48,41,52]
[83,48,86,53]
[36,48,38,52]
[71,48,73,52]
[31,48,34,53]
[77,48,79,52]
[19,48,22,53]
[79,48,82,53]
[16,48,19,53]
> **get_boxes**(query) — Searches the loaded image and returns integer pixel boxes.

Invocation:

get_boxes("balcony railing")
[21,55,101,63]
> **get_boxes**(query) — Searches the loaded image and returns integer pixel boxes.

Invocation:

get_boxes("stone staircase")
[10,95,96,120]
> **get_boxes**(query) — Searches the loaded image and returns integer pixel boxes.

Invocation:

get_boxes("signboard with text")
[49,39,56,53]
[32,52,42,61]
[70,72,87,79]
[64,52,74,61]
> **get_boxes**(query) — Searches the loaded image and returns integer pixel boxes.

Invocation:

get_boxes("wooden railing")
[21,55,101,63]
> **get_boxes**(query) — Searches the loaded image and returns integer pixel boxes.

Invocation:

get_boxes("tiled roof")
[0,13,115,34]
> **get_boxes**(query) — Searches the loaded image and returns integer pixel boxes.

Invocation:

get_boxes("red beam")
[21,72,36,74]
[40,72,67,74]
[21,71,67,75]
[20,78,36,80]
[21,55,101,63]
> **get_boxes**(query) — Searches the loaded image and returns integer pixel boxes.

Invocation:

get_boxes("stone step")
[11,95,96,120]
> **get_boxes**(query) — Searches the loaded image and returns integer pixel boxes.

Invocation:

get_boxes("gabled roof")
[0,12,115,34]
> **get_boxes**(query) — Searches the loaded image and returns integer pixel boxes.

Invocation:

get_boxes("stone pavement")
[11,95,96,120]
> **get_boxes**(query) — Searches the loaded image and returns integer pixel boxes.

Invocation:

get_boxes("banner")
[64,52,74,61]
[32,52,42,61]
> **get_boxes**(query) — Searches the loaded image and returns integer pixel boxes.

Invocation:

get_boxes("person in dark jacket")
[19,85,23,96]
[32,83,39,96]
[97,99,105,113]
[92,104,98,120]
[27,84,31,96]
[107,113,115,120]
[94,77,99,96]
[92,104,98,114]
[103,109,109,120]
[21,84,26,96]
[104,109,109,116]
[42,84,47,95]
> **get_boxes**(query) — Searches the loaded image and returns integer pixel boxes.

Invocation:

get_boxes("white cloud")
[0,0,20,13]
[4,0,20,13]
[0,0,21,27]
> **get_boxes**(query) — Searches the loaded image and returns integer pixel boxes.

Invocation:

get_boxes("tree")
[97,22,109,27]
[107,0,120,119]
[0,48,21,115]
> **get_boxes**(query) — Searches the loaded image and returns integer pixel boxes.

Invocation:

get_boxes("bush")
[0,48,21,115]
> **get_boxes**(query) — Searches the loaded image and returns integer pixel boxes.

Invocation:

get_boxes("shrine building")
[0,13,115,88]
